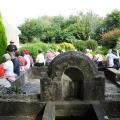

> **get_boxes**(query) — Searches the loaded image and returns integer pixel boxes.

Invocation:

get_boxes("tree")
[104,10,120,31]
[0,14,7,63]
[77,12,102,40]
[95,10,120,42]
[19,13,101,43]
[101,28,120,48]
[19,19,43,43]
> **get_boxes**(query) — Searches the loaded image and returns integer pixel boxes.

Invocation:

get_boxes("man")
[106,49,119,69]
[7,40,17,53]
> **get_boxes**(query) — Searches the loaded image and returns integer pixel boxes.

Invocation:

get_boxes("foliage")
[19,41,58,60]
[104,10,120,31]
[9,86,22,94]
[101,28,120,48]
[58,42,75,51]
[19,13,101,43]
[72,40,86,51]
[19,19,43,43]
[86,39,98,50]
[97,46,109,55]
[0,14,7,63]
[77,12,102,40]
[95,10,120,42]
[18,10,120,51]
[116,37,120,51]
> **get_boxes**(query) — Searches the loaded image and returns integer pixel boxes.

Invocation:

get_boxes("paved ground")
[105,79,120,101]
[21,79,40,95]
[20,76,120,101]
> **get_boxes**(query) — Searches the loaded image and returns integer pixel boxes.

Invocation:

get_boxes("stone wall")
[101,101,120,118]
[41,51,105,101]
[0,101,45,120]
[42,101,109,120]
[11,66,48,88]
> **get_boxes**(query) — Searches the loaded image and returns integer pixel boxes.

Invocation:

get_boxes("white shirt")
[3,60,15,76]
[0,78,11,88]
[95,54,103,62]
[36,53,45,63]
[24,55,31,69]
[106,53,119,67]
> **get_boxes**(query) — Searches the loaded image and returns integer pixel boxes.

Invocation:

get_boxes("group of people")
[0,40,34,88]
[0,40,120,88]
[85,48,120,70]
[35,49,62,67]
[0,40,64,88]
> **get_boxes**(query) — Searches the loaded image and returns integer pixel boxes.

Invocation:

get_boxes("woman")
[35,49,45,67]
[0,64,11,88]
[23,50,31,69]
[2,53,16,82]
[10,52,20,76]
[15,51,26,72]
[45,49,56,66]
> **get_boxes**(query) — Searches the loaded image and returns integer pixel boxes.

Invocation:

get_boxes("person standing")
[23,50,31,70]
[7,40,17,53]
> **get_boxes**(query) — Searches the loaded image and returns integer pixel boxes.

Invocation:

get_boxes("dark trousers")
[34,63,44,67]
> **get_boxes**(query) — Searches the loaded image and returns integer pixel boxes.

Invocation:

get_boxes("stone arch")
[48,51,97,82]
[46,51,105,100]
[61,67,84,100]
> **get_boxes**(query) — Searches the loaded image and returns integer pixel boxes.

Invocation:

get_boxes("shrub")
[72,40,86,51]
[19,42,47,60]
[86,39,98,50]
[97,46,109,55]
[116,37,120,51]
[0,14,7,63]
[19,41,59,60]
[101,28,120,48]
[58,42,75,51]
[47,44,59,52]
[32,37,40,43]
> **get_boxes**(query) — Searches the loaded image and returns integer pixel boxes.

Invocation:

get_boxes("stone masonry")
[41,51,105,101]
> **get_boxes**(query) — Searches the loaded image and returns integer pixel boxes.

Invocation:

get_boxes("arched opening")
[62,67,84,100]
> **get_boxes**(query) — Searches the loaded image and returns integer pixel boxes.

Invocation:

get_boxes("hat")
[10,40,14,43]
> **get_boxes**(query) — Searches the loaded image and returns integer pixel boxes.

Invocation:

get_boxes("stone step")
[0,116,32,120]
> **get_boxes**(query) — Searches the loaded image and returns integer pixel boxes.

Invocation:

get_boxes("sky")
[0,0,120,27]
